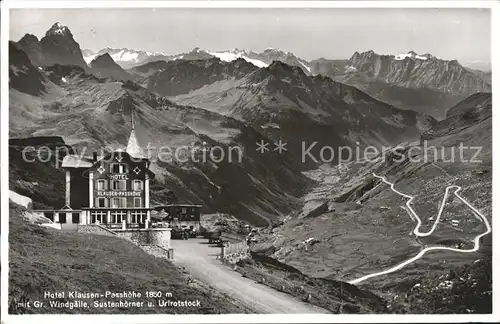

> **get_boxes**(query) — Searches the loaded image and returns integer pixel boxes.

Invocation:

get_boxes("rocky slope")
[170,60,425,167]
[9,41,47,96]
[146,57,258,96]
[323,51,491,119]
[343,50,490,93]
[16,23,88,70]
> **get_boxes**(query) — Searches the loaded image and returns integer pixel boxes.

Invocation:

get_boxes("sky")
[10,8,491,65]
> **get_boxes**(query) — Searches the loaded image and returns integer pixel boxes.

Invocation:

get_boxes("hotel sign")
[109,174,129,180]
[97,191,141,197]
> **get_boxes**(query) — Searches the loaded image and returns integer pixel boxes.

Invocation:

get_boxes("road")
[349,173,492,285]
[170,238,328,314]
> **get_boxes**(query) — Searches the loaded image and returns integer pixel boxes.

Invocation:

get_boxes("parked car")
[171,228,189,240]
[188,228,198,238]
[217,239,229,248]
[208,231,222,244]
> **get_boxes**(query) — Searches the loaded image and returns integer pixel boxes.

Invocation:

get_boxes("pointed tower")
[126,110,145,159]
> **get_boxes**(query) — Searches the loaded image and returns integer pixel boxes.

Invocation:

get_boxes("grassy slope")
[8,203,251,314]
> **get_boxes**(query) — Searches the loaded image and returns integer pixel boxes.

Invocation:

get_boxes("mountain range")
[16,22,491,119]
[10,22,440,224]
[81,46,490,119]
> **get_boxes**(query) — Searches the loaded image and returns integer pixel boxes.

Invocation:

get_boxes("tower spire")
[126,108,144,159]
[131,109,135,131]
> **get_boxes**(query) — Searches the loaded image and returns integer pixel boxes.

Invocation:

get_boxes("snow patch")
[61,77,68,83]
[394,52,428,61]
[84,54,98,64]
[9,190,32,208]
[298,60,311,73]
[208,50,268,68]
[345,65,357,72]
[110,49,140,63]
[260,122,280,129]
[40,223,62,230]
[52,23,68,36]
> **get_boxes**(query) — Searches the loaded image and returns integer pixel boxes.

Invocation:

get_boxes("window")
[72,213,80,223]
[111,210,126,223]
[111,180,127,190]
[182,207,187,213]
[131,210,146,223]
[96,197,107,208]
[130,210,146,224]
[111,197,126,208]
[58,213,67,224]
[133,180,143,191]
[111,163,128,174]
[134,197,142,208]
[96,179,106,191]
[90,210,107,224]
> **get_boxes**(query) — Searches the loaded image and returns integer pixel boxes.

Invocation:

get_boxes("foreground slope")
[8,203,251,314]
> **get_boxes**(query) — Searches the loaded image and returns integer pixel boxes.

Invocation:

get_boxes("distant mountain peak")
[19,33,39,43]
[88,53,131,81]
[226,48,248,55]
[46,22,72,37]
[266,60,305,76]
[90,53,116,66]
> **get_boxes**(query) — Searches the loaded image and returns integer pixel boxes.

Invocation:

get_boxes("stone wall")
[115,229,170,249]
[149,229,171,249]
[77,224,118,237]
[138,244,173,260]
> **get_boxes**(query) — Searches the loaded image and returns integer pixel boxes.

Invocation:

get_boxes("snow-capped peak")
[47,22,70,36]
[228,48,247,55]
[208,49,267,68]
[394,51,430,61]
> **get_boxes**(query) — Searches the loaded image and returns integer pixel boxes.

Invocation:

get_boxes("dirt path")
[170,238,328,314]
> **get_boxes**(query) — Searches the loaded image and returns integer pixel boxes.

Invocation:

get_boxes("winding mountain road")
[349,173,491,285]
